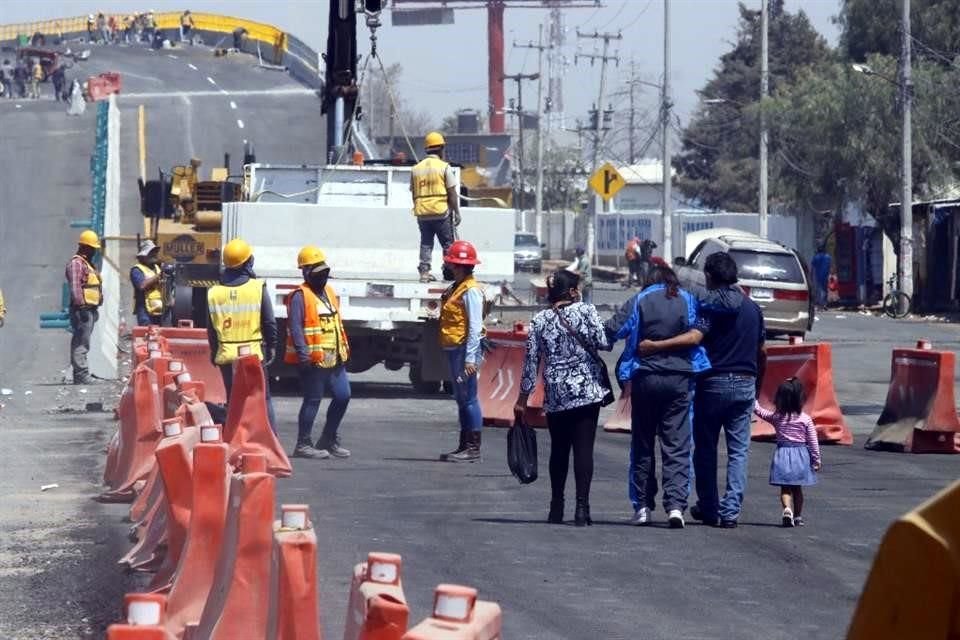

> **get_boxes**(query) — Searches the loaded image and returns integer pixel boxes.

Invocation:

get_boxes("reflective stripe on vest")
[133,263,163,316]
[74,255,103,307]
[411,156,449,216]
[207,279,264,365]
[284,284,350,368]
[439,276,479,348]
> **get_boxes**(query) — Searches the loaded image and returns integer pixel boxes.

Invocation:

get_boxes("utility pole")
[900,0,914,303]
[759,0,769,239]
[514,26,551,242]
[662,0,673,260]
[629,60,637,164]
[576,29,621,264]
[503,71,539,231]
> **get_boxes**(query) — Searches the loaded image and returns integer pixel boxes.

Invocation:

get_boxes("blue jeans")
[693,374,755,522]
[220,363,278,434]
[446,347,482,432]
[297,364,351,447]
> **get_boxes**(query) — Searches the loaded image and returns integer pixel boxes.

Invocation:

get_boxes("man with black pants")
[639,252,765,528]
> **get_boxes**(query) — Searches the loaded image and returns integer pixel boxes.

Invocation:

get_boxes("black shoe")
[547,499,564,524]
[447,431,481,463]
[690,504,720,527]
[439,431,468,461]
[719,519,738,529]
[574,498,592,527]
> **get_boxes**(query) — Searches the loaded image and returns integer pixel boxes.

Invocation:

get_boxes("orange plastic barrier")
[754,340,853,445]
[222,355,291,477]
[100,364,163,502]
[866,340,960,453]
[402,585,502,640]
[344,552,409,640]
[267,505,321,640]
[603,382,632,433]
[119,499,167,573]
[176,392,216,428]
[106,593,177,640]
[163,432,231,637]
[194,469,277,640]
[156,322,227,405]
[87,71,121,101]
[479,324,546,428]
[149,422,201,592]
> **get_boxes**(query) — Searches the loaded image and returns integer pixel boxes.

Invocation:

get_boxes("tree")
[360,62,433,156]
[674,0,833,211]
[838,0,960,64]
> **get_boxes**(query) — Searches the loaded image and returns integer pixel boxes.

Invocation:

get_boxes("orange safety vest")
[439,276,481,348]
[284,284,350,368]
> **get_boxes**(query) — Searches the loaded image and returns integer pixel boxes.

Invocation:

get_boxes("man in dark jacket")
[638,252,766,528]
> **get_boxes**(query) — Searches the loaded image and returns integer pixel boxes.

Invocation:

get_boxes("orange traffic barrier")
[344,552,409,640]
[106,593,177,640]
[149,422,201,591]
[163,430,231,637]
[267,505,321,640]
[222,355,291,477]
[87,71,122,101]
[119,498,167,573]
[100,364,164,502]
[603,382,632,433]
[479,324,546,427]
[402,585,502,640]
[176,392,216,428]
[193,469,277,639]
[754,340,853,445]
[866,340,960,453]
[156,322,227,405]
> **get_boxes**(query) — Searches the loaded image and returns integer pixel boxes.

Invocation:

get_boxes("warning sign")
[588,162,625,202]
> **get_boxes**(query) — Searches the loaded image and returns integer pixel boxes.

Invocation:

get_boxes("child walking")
[754,377,821,527]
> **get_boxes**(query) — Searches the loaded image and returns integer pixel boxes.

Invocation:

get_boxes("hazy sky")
[4,1,842,130]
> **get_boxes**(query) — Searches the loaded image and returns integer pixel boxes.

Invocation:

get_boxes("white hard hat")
[137,239,159,257]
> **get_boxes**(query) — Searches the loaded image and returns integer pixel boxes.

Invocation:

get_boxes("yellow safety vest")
[73,255,103,307]
[284,284,350,368]
[207,279,264,365]
[411,155,450,217]
[133,263,164,316]
[439,276,480,348]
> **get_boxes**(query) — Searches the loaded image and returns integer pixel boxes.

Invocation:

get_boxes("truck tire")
[172,285,209,328]
[409,364,441,395]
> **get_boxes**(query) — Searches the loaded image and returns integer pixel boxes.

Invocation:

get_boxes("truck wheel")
[409,364,441,395]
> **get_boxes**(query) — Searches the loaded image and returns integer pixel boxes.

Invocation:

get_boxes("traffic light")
[362,0,385,15]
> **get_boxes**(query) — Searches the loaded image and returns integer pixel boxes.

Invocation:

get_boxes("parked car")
[513,232,543,273]
[677,228,814,338]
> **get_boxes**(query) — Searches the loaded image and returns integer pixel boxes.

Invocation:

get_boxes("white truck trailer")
[221,163,516,392]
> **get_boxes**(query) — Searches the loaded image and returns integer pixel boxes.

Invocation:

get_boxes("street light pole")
[662,0,672,260]
[759,0,769,239]
[900,0,914,303]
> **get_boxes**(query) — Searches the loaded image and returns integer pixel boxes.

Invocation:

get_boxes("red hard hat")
[444,240,481,266]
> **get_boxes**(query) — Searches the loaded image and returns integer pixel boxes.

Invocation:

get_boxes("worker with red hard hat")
[438,240,485,462]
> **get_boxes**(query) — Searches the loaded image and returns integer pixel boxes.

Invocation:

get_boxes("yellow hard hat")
[78,229,101,249]
[223,238,253,268]
[424,131,446,149]
[297,245,327,268]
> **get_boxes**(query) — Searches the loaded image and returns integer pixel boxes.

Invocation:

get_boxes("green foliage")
[839,0,960,63]
[675,0,832,211]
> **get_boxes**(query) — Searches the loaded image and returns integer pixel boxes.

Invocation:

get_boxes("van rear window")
[729,250,805,284]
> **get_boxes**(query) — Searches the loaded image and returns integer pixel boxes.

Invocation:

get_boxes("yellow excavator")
[139,153,244,325]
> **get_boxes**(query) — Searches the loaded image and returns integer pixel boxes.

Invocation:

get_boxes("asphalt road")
[0,40,324,639]
[2,38,959,640]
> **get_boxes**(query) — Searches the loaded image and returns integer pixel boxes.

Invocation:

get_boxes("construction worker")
[130,240,165,326]
[284,246,352,460]
[568,245,593,303]
[438,240,484,462]
[29,59,42,99]
[206,238,278,431]
[65,230,103,384]
[180,10,195,43]
[411,131,460,283]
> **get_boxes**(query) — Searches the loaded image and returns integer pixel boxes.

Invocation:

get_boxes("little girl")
[754,377,821,527]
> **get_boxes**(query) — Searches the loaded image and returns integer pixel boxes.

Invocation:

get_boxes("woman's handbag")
[554,308,616,406]
[507,417,538,484]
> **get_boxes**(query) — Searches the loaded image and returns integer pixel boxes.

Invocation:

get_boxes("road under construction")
[1,7,960,640]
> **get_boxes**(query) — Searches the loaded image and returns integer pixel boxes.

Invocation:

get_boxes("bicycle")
[882,274,912,319]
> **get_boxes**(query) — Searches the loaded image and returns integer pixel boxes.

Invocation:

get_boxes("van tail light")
[774,289,808,302]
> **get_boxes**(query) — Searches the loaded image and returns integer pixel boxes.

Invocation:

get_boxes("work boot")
[439,430,468,461]
[418,272,435,283]
[73,374,94,385]
[547,497,564,524]
[574,497,593,527]
[447,431,481,463]
[292,442,330,459]
[317,436,351,459]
